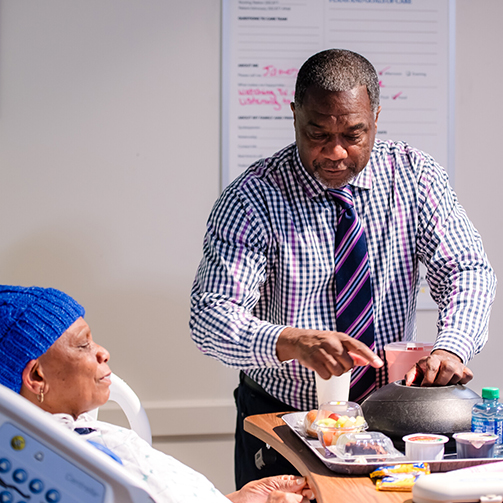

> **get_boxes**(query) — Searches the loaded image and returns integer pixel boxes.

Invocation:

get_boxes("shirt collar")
[50,411,96,430]
[50,412,76,431]
[291,146,323,199]
[292,144,372,197]
[352,161,372,190]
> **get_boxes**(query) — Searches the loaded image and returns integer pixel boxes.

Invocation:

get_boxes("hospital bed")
[0,378,155,502]
[90,373,152,446]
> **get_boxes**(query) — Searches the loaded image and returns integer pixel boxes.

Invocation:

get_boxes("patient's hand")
[226,475,314,503]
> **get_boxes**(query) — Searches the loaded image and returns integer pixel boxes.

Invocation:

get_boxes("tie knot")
[328,186,354,210]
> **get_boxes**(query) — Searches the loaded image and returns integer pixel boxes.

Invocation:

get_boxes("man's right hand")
[276,327,383,378]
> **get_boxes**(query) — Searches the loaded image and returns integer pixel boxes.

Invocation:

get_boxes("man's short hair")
[294,49,380,114]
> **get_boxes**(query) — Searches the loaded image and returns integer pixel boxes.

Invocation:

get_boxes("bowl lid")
[384,341,434,352]
[361,380,480,403]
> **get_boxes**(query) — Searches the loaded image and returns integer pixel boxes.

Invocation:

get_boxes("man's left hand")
[404,349,473,386]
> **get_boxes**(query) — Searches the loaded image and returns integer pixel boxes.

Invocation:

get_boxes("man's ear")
[374,105,381,126]
[21,359,45,395]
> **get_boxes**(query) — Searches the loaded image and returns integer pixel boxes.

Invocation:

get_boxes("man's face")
[291,85,380,189]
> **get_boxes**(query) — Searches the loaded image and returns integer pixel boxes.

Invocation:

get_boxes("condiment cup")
[402,433,449,461]
[453,432,498,459]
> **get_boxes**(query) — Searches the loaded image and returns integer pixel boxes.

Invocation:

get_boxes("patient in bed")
[0,285,313,503]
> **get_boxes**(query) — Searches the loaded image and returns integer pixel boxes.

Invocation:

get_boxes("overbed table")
[244,412,413,503]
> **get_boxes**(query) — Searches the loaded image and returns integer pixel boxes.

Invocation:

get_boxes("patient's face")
[38,317,112,418]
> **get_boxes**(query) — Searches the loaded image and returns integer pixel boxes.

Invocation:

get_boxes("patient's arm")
[226,475,314,503]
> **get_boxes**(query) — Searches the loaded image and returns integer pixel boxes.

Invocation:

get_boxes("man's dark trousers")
[234,371,300,489]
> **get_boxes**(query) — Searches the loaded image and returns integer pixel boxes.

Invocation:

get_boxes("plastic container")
[328,431,405,462]
[313,401,367,452]
[453,432,498,459]
[471,387,503,455]
[402,433,449,461]
[384,342,434,383]
[472,388,503,446]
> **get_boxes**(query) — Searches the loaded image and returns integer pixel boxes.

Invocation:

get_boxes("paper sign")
[222,0,454,188]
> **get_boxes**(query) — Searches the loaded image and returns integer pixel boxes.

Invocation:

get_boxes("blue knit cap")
[0,285,85,393]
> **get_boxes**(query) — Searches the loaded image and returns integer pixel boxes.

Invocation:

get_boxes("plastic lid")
[402,433,449,444]
[314,401,368,449]
[384,341,435,352]
[482,387,500,400]
[453,432,498,446]
[328,431,406,462]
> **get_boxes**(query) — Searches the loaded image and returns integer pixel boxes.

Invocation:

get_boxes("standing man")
[190,49,496,487]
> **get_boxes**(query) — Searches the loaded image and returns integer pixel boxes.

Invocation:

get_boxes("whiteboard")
[221,0,455,188]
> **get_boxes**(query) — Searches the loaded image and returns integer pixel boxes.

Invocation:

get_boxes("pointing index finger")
[343,337,383,368]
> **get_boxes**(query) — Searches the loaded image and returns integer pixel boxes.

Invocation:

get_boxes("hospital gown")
[52,412,230,503]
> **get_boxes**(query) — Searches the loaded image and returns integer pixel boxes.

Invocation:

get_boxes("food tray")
[282,412,501,475]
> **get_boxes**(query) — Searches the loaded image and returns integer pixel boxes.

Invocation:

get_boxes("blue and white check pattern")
[190,140,496,412]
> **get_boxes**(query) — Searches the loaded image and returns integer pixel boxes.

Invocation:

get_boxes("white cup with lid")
[403,433,449,461]
[315,370,351,407]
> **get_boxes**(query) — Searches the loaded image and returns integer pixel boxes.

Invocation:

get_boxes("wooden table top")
[244,412,413,503]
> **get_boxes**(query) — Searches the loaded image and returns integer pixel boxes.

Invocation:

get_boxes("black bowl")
[361,380,480,453]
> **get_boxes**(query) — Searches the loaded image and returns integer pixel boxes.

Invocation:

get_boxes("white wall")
[415,0,503,399]
[452,0,503,396]
[0,0,502,495]
[0,0,237,493]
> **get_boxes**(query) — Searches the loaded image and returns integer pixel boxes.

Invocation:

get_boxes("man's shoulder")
[233,143,295,184]
[206,146,298,231]
[224,143,297,198]
[369,139,448,191]
[371,139,438,166]
[372,138,417,157]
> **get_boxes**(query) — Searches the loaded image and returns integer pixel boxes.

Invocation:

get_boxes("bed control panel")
[0,422,105,502]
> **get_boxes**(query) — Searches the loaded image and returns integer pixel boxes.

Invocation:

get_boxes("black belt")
[240,371,273,399]
[239,371,300,412]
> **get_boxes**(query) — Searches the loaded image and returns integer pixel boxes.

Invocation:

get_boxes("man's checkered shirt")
[190,140,496,411]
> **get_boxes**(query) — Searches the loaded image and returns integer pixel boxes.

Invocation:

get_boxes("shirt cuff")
[432,330,476,364]
[251,322,288,368]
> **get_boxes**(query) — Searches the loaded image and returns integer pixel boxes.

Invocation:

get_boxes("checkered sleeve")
[190,183,286,369]
[415,151,497,363]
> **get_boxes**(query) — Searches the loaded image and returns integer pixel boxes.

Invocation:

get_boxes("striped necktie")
[329,186,376,403]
